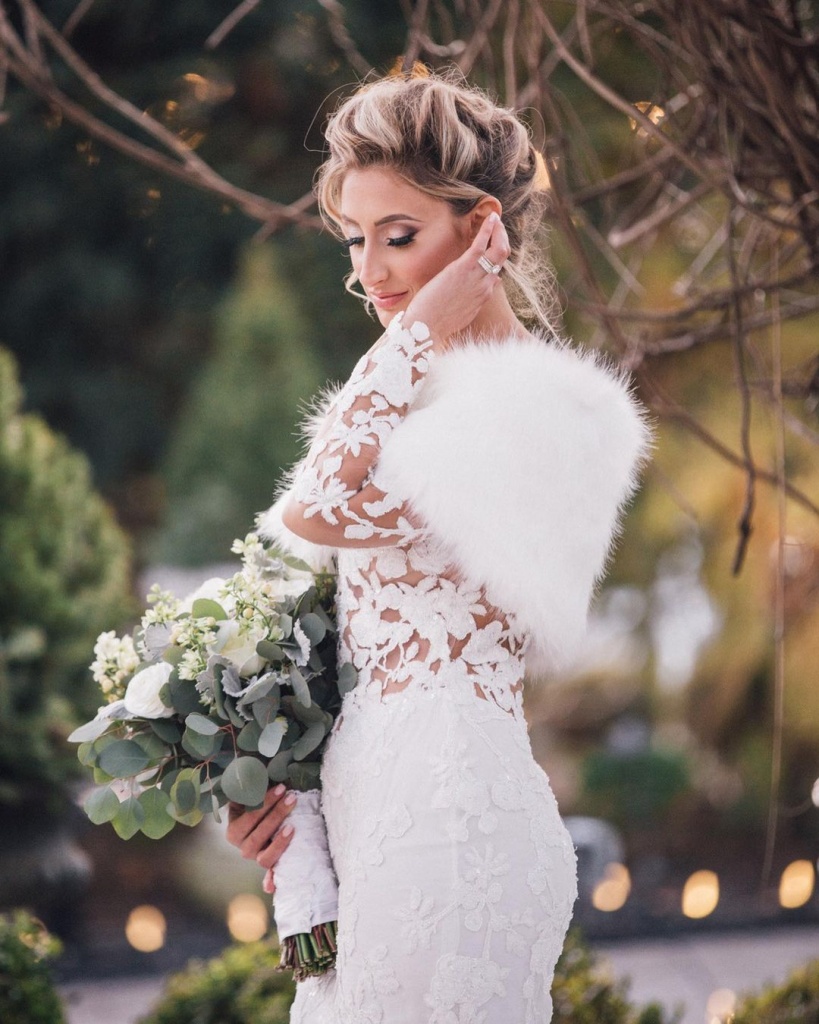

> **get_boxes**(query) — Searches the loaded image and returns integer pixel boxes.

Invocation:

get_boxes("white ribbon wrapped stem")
[272,788,338,940]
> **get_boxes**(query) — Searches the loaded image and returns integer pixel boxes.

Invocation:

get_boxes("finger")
[239,790,298,861]
[467,211,500,258]
[256,822,295,871]
[226,784,289,848]
[262,868,276,895]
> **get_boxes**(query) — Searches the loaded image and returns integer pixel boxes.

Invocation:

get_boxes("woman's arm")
[282,313,434,548]
[283,211,511,549]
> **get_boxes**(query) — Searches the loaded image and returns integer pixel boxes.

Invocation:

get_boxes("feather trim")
[371,334,654,674]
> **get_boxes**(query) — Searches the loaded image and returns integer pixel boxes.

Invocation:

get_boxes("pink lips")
[370,291,408,310]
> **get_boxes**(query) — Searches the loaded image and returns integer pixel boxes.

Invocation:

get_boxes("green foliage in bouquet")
[138,940,294,1024]
[0,347,133,812]
[0,910,66,1024]
[552,930,679,1024]
[70,534,353,840]
[732,957,819,1024]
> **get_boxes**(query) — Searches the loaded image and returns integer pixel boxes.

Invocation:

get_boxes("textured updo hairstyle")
[315,68,558,333]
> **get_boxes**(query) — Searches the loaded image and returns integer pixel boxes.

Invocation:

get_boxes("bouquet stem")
[278,920,337,981]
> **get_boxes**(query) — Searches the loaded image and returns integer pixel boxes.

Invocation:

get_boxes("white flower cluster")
[90,631,140,701]
[141,584,182,627]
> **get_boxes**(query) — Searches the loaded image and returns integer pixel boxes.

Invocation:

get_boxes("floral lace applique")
[290,313,434,544]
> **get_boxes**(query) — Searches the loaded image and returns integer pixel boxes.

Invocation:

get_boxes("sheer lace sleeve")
[284,313,434,548]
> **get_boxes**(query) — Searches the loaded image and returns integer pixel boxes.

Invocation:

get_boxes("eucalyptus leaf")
[251,691,281,728]
[220,756,269,806]
[181,727,221,760]
[171,774,200,815]
[172,806,204,828]
[298,612,326,645]
[292,720,327,761]
[163,645,184,666]
[168,676,206,717]
[186,713,221,736]
[84,786,120,825]
[266,748,294,783]
[98,739,150,779]
[138,788,176,839]
[258,719,286,758]
[289,665,311,707]
[150,719,182,743]
[191,598,228,620]
[256,640,284,662]
[236,673,278,710]
[112,796,145,840]
[68,717,112,744]
[237,720,262,753]
[134,731,170,761]
[281,554,313,573]
[77,741,98,768]
[337,663,357,694]
[278,614,293,636]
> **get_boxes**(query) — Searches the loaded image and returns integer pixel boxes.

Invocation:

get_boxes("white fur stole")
[258,334,653,676]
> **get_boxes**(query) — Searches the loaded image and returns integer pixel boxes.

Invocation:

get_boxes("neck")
[450,286,528,346]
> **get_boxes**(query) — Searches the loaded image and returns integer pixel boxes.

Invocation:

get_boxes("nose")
[356,241,388,291]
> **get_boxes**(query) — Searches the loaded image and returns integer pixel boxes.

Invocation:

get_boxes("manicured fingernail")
[273,784,286,796]
[282,824,294,837]
[284,792,298,806]
[489,212,499,223]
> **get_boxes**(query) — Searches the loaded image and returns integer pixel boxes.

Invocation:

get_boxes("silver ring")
[478,254,503,275]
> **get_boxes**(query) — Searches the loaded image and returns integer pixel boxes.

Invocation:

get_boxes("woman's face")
[338,166,473,327]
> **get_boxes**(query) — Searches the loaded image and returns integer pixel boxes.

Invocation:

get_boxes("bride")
[226,68,651,1023]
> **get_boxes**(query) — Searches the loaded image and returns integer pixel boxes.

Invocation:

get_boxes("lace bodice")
[289,314,528,717]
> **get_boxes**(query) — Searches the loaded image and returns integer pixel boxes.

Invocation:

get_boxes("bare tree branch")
[317,0,373,78]
[205,0,261,51]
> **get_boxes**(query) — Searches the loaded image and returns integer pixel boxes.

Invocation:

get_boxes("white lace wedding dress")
[281,314,578,1024]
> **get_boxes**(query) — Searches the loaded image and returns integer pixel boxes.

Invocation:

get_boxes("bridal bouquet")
[69,532,353,980]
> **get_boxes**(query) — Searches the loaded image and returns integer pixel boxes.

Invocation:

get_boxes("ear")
[468,196,503,240]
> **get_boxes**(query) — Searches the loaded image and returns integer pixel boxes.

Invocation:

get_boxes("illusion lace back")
[287,315,577,1023]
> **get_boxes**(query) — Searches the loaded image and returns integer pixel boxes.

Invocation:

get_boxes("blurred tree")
[153,241,323,564]
[0,345,133,810]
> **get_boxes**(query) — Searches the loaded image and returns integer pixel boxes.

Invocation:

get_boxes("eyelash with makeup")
[341,232,417,251]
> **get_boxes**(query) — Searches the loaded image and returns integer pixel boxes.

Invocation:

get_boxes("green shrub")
[138,940,295,1024]
[733,958,819,1023]
[581,748,690,828]
[0,909,66,1024]
[553,930,678,1024]
[0,346,134,813]
[141,929,679,1024]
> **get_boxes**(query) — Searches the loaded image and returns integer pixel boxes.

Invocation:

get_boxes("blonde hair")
[315,68,560,334]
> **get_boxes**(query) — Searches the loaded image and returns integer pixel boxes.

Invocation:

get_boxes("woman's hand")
[404,211,510,347]
[226,784,297,895]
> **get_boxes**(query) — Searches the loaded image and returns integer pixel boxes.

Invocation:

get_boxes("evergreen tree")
[153,242,324,565]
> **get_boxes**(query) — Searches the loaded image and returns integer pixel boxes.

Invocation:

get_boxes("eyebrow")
[339,213,423,228]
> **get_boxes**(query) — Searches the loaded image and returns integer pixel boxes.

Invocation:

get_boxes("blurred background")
[0,1,817,1022]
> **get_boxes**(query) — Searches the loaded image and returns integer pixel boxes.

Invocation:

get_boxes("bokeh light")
[227,893,269,943]
[682,870,719,919]
[125,905,166,952]
[706,987,736,1023]
[779,860,815,909]
[592,862,631,912]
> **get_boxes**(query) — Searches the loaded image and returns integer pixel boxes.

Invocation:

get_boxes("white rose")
[211,620,266,677]
[123,663,175,718]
